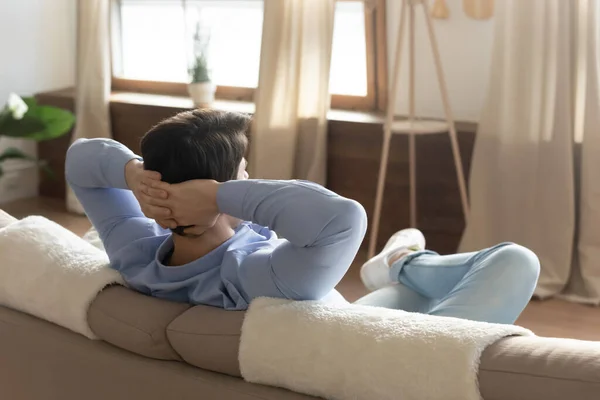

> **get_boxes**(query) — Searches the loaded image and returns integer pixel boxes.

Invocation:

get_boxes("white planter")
[188,81,216,107]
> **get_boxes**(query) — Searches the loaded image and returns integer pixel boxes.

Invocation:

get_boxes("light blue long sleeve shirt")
[65,139,367,310]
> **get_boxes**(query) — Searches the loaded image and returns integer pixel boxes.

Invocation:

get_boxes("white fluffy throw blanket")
[0,216,123,339]
[240,298,533,400]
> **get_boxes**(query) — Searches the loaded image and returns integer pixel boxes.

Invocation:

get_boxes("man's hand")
[124,159,175,229]
[142,179,221,234]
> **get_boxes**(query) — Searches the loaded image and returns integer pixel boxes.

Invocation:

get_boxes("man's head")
[140,109,251,237]
[141,109,250,184]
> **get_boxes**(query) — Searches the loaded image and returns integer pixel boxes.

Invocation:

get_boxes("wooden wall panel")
[36,90,475,254]
[327,120,475,254]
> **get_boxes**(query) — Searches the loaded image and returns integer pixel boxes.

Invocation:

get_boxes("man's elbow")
[333,199,368,238]
[347,200,368,229]
[65,138,90,184]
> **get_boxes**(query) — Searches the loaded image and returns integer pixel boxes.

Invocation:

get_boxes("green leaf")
[0,147,35,163]
[0,115,46,138]
[0,164,3,179]
[0,103,75,141]
[35,105,75,140]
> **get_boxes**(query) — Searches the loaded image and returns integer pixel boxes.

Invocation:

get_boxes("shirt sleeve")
[65,138,138,190]
[65,139,163,262]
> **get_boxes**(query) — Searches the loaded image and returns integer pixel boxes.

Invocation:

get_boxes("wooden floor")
[3,197,600,342]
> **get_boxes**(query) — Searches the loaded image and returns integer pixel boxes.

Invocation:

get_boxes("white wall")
[0,0,76,203]
[387,0,495,122]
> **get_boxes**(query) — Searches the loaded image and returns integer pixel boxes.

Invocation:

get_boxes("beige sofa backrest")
[89,286,600,400]
[88,286,243,375]
[88,285,190,360]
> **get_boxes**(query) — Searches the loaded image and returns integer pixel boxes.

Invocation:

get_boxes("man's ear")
[0,210,18,229]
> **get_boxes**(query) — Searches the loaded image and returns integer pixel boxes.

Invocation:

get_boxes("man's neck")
[168,221,236,266]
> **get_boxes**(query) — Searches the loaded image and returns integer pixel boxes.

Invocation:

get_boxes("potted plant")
[187,24,216,107]
[0,93,75,178]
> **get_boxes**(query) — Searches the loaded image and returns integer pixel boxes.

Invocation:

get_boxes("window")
[111,0,387,110]
[331,1,367,96]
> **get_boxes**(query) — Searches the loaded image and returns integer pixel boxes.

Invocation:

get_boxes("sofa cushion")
[88,285,190,360]
[479,336,600,400]
[167,305,245,376]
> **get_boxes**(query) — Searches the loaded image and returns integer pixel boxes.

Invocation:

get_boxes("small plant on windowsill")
[0,93,75,179]
[188,24,216,107]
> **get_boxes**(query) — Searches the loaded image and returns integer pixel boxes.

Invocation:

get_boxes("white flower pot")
[188,81,216,107]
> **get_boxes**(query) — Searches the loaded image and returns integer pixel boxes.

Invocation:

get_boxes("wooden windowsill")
[111,91,256,114]
[36,88,477,131]
[112,91,388,125]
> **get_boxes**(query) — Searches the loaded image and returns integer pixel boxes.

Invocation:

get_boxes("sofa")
[1,211,600,400]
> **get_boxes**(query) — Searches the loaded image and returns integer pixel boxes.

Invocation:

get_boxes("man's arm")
[219,180,368,301]
[65,139,166,260]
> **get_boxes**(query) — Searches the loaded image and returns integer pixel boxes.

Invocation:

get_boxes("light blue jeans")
[355,243,540,324]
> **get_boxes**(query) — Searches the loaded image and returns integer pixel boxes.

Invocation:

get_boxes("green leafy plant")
[189,53,211,83]
[0,93,75,178]
[188,23,211,83]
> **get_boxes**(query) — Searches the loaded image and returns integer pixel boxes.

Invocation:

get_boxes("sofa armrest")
[479,336,600,400]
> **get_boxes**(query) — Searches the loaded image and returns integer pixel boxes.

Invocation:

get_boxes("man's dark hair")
[140,109,250,184]
[140,109,251,237]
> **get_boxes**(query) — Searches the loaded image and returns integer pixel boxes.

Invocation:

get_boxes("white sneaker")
[360,228,426,292]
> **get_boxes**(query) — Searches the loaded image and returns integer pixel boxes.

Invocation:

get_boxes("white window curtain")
[67,0,113,213]
[249,0,335,184]
[460,0,600,304]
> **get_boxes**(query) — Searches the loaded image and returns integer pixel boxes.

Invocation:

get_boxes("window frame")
[110,0,388,110]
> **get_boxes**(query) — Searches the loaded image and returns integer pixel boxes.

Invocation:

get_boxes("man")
[65,109,540,323]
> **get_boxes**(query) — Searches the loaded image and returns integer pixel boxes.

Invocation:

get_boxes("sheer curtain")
[249,0,335,184]
[67,0,113,213]
[461,0,600,304]
[563,0,600,304]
